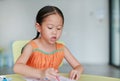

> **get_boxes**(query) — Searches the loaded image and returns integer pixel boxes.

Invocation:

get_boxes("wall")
[0,0,109,65]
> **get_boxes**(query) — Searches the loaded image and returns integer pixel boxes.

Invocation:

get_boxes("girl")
[13,6,83,80]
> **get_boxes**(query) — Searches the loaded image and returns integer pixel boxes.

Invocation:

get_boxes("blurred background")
[0,0,120,78]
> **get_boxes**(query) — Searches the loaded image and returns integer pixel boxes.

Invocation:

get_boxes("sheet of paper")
[24,76,75,81]
[59,76,75,81]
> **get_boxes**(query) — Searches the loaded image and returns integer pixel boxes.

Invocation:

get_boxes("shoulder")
[22,40,37,53]
[56,41,70,50]
[62,44,72,56]
[56,41,65,49]
[25,39,38,49]
[22,42,32,53]
[56,42,70,54]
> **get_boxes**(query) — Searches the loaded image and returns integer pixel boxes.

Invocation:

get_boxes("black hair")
[33,5,64,40]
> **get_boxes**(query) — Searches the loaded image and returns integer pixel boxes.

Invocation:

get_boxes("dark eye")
[57,26,62,30]
[48,27,52,29]
[47,26,53,29]
[57,28,62,30]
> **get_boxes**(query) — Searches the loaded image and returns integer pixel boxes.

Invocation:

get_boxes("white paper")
[24,76,75,81]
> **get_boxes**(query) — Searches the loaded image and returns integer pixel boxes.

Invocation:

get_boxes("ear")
[35,23,41,32]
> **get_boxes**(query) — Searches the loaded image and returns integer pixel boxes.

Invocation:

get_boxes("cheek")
[57,31,62,36]
[41,30,48,36]
[42,28,49,34]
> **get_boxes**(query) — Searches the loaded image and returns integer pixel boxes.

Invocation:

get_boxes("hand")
[42,68,59,80]
[69,69,80,80]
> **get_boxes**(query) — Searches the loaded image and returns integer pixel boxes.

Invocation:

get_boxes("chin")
[49,41,56,45]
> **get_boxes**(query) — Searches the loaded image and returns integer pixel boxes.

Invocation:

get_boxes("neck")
[38,38,56,52]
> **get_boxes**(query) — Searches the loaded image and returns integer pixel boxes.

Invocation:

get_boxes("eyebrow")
[47,24,63,27]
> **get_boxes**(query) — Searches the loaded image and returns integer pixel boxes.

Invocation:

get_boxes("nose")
[52,28,57,34]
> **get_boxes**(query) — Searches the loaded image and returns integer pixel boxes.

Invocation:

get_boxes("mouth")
[51,36,57,41]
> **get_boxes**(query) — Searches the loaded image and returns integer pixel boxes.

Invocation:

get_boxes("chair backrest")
[12,40,30,63]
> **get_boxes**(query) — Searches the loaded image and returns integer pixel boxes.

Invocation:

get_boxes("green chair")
[12,40,30,63]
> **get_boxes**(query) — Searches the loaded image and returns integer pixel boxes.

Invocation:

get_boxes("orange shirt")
[26,41,64,70]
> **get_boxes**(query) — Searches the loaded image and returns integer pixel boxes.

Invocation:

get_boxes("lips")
[51,36,57,41]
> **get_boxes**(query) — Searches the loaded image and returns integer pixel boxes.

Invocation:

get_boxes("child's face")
[40,14,63,44]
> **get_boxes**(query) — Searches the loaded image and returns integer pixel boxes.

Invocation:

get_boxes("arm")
[13,44,42,78]
[64,46,84,80]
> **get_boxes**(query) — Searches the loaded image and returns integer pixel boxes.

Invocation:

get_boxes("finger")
[55,69,59,73]
[50,68,58,73]
[49,69,59,76]
[56,76,60,81]
[71,72,76,80]
[76,73,81,80]
[74,72,81,80]
[47,74,57,80]
[49,71,59,77]
[74,73,79,80]
[70,71,74,79]
[70,70,78,80]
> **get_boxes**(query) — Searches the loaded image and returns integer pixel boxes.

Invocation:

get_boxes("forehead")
[43,14,63,26]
